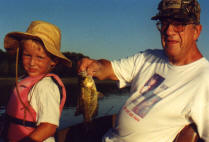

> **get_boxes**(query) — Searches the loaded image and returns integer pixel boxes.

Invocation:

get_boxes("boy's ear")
[193,24,202,41]
[50,60,57,68]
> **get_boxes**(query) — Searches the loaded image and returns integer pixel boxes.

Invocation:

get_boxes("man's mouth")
[166,39,178,45]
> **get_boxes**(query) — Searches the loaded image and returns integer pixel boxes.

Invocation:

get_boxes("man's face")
[159,19,202,65]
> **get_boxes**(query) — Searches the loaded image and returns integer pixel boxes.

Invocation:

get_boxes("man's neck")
[168,47,203,66]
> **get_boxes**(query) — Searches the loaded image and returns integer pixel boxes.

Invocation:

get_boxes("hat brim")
[152,14,190,22]
[151,8,199,24]
[4,32,72,67]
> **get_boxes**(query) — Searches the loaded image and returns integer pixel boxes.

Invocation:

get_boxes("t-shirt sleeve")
[111,52,145,88]
[190,75,209,142]
[32,77,61,126]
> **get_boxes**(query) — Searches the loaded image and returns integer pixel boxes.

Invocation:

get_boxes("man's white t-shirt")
[28,77,61,142]
[103,49,209,142]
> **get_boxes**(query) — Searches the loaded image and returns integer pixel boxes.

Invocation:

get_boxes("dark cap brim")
[151,9,199,24]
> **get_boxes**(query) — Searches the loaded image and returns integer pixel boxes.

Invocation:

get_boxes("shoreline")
[0,77,129,107]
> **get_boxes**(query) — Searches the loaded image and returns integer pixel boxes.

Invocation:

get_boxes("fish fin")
[97,91,104,99]
[75,104,82,116]
[92,103,99,118]
[75,96,83,116]
[75,109,82,116]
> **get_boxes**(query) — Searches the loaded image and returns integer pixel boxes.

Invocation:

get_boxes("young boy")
[3,21,72,142]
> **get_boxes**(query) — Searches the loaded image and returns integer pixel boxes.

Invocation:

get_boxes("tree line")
[0,49,88,77]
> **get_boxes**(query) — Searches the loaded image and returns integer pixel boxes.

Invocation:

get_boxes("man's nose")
[165,24,176,35]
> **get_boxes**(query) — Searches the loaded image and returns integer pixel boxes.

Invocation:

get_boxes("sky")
[0,0,209,60]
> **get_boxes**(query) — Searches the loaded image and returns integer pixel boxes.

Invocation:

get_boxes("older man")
[78,0,209,141]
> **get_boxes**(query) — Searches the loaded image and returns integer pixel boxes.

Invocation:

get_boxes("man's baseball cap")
[151,0,200,24]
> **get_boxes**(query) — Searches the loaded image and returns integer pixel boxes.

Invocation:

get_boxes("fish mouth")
[79,71,88,77]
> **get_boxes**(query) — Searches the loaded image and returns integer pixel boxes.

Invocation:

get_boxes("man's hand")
[77,58,118,80]
[77,58,99,76]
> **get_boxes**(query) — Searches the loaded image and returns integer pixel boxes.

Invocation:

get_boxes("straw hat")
[4,20,72,67]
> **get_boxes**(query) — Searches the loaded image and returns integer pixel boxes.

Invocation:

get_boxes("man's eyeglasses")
[156,21,187,33]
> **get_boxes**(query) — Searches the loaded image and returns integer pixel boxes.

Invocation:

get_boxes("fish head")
[82,76,94,88]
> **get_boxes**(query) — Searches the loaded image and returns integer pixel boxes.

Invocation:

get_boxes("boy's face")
[22,40,56,77]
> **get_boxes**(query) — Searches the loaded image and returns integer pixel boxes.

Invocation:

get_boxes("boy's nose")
[29,58,36,66]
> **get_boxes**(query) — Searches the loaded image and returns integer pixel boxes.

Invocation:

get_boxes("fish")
[75,71,103,123]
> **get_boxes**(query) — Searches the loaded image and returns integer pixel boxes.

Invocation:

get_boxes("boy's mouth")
[28,68,37,73]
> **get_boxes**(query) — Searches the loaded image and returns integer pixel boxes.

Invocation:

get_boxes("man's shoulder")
[140,49,167,62]
[193,59,209,83]
[142,49,165,56]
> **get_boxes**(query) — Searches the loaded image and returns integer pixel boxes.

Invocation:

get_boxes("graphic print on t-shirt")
[126,73,166,119]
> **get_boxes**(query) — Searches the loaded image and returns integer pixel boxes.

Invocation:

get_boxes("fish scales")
[75,71,100,122]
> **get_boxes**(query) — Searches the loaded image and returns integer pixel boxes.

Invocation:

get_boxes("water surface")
[0,93,129,130]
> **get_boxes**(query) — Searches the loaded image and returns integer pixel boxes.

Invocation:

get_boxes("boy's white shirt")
[28,77,60,142]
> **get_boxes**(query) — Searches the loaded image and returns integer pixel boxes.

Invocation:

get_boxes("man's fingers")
[77,58,91,72]
[86,61,101,77]
[77,58,99,75]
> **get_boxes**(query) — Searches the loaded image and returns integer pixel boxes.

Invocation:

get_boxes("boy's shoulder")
[36,76,58,88]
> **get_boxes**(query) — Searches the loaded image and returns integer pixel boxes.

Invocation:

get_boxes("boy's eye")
[23,53,31,57]
[37,56,45,60]
[37,56,44,60]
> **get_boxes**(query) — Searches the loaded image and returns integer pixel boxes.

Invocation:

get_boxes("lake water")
[0,93,129,130]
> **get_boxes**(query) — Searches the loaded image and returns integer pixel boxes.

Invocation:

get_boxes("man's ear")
[193,24,202,41]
